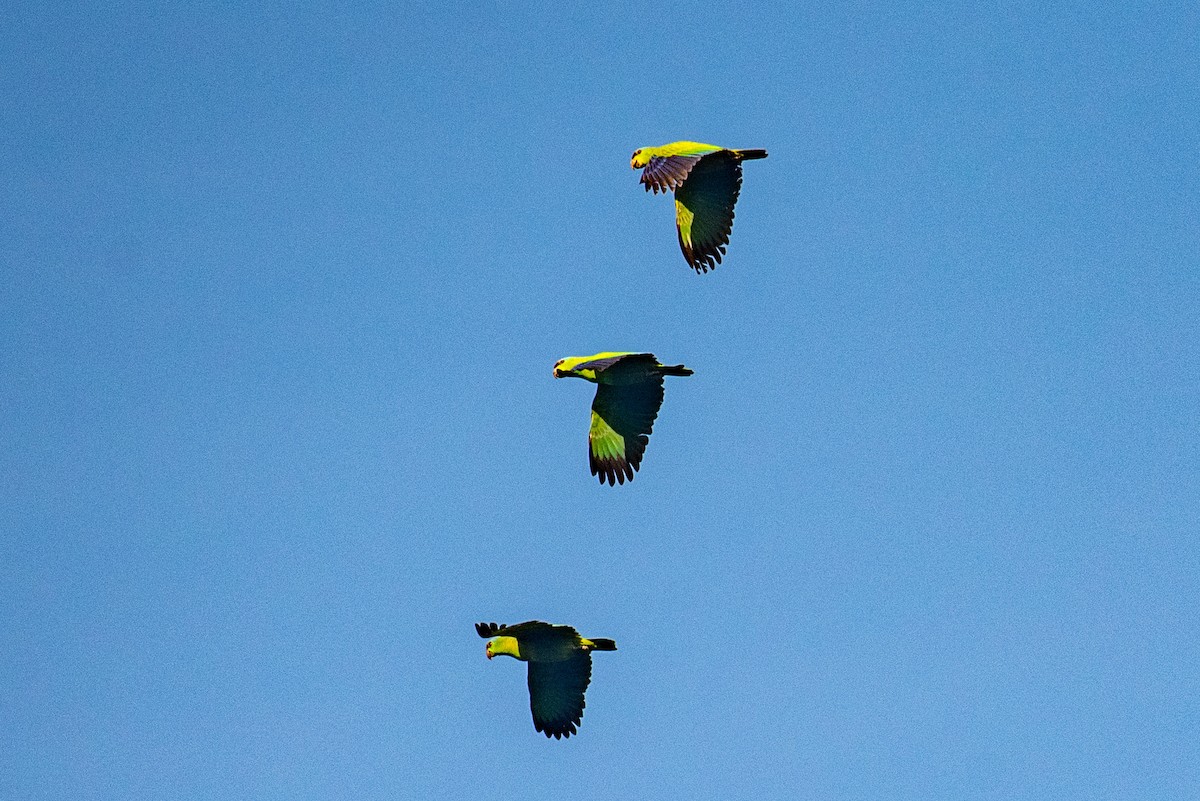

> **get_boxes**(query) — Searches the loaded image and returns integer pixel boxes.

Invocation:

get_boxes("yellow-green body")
[552,351,638,383]
[631,141,722,168]
[487,633,607,662]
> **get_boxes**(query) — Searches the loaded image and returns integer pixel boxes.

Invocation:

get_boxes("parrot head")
[553,357,597,381]
[486,636,520,660]
[630,148,650,169]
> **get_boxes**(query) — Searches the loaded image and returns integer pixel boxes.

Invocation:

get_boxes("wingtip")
[591,455,636,487]
[536,721,578,740]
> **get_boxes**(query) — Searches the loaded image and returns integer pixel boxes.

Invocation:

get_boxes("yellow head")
[485,636,521,660]
[631,148,651,169]
[553,356,593,380]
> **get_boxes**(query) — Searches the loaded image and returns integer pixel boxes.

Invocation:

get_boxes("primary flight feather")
[553,352,693,486]
[476,621,617,739]
[631,141,768,273]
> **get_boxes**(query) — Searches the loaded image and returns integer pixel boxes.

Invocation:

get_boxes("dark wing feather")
[477,621,573,640]
[641,155,702,194]
[675,150,743,273]
[578,353,660,382]
[574,353,649,376]
[589,377,666,486]
[527,651,593,739]
[476,622,504,637]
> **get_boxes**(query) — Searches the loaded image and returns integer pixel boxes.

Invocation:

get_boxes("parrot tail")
[735,149,768,160]
[658,364,694,377]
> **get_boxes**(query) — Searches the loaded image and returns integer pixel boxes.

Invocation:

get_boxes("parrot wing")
[588,378,666,485]
[476,621,579,641]
[527,651,593,739]
[674,150,743,273]
[640,154,703,194]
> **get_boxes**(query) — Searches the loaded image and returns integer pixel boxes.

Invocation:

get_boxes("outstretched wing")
[674,150,743,273]
[578,352,663,384]
[589,378,666,486]
[476,621,570,639]
[527,651,593,739]
[571,352,647,376]
[640,155,703,194]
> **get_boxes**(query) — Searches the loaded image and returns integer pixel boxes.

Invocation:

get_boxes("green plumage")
[630,141,768,273]
[476,621,617,739]
[553,352,693,486]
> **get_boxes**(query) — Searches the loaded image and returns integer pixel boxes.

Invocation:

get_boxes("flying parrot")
[553,352,693,486]
[476,621,617,739]
[630,141,768,273]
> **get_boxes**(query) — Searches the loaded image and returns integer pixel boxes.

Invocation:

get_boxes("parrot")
[476,621,617,739]
[631,141,768,273]
[553,352,693,485]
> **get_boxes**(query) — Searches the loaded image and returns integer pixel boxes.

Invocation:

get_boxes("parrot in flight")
[631,141,767,273]
[553,352,692,486]
[476,621,617,739]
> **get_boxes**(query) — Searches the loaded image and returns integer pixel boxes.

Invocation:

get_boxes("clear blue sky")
[3,2,1198,799]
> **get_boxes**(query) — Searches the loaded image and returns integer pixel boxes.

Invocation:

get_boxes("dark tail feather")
[589,638,617,651]
[735,148,768,160]
[659,364,694,377]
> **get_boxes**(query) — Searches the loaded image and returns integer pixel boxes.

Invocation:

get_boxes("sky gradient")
[3,2,1198,799]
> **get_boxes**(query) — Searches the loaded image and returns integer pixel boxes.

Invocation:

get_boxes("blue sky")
[2,1,1198,799]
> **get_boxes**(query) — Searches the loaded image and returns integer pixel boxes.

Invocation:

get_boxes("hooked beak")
[485,642,493,660]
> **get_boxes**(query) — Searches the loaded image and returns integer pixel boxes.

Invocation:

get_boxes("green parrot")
[630,141,768,273]
[476,621,617,739]
[553,352,693,486]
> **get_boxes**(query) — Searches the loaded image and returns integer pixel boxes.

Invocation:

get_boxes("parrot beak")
[485,642,493,660]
